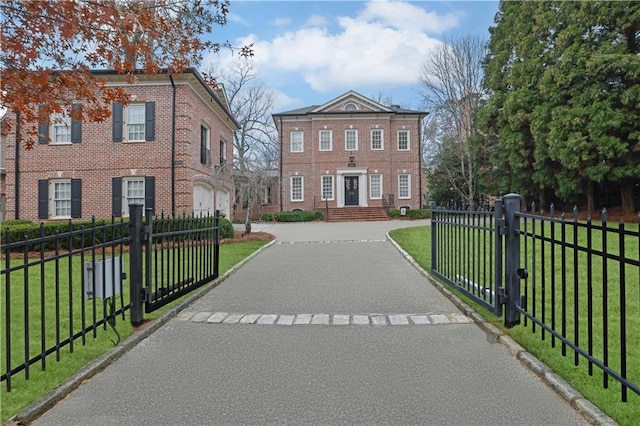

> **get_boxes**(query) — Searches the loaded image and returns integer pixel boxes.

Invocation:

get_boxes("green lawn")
[1,239,269,423]
[389,225,639,426]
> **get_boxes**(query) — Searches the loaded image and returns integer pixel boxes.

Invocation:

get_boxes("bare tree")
[207,58,277,233]
[419,35,486,206]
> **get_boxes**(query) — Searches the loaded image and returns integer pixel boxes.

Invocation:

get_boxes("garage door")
[193,184,214,217]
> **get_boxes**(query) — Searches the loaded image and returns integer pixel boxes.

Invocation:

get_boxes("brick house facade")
[273,91,427,214]
[1,68,237,222]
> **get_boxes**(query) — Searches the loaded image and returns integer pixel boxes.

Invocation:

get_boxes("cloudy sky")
[204,0,499,112]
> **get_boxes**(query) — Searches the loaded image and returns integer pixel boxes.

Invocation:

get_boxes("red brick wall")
[3,73,235,221]
[276,112,423,212]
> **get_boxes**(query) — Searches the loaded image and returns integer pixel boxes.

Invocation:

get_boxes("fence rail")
[1,208,221,392]
[431,195,639,402]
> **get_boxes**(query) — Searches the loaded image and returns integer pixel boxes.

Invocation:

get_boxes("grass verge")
[388,225,638,426]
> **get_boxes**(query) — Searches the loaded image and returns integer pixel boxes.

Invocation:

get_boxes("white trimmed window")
[290,176,303,201]
[126,104,146,142]
[50,180,72,218]
[290,131,303,152]
[319,130,332,151]
[321,175,334,200]
[369,174,382,199]
[398,130,410,150]
[398,174,411,199]
[123,177,145,216]
[345,129,358,151]
[371,129,383,150]
[51,112,72,144]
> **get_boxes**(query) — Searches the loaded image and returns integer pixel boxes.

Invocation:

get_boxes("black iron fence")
[431,194,640,402]
[1,207,220,391]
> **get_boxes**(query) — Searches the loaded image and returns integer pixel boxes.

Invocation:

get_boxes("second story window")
[127,104,145,141]
[290,131,303,152]
[345,129,358,151]
[371,129,383,150]
[112,102,155,143]
[220,139,227,166]
[38,104,82,145]
[398,130,410,150]
[200,125,210,165]
[51,112,72,143]
[319,130,332,151]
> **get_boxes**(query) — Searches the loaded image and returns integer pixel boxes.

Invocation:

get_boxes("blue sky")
[204,1,499,112]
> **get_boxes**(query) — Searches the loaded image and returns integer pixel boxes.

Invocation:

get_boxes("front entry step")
[325,207,389,222]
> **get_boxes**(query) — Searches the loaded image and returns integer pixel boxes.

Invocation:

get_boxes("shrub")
[218,217,235,239]
[407,208,431,219]
[260,213,274,222]
[273,210,323,222]
[389,209,401,218]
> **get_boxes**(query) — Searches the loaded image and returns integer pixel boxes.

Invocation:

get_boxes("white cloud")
[272,17,291,27]
[246,1,450,92]
[202,0,459,103]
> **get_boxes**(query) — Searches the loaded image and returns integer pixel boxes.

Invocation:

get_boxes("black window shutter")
[38,105,49,144]
[145,102,155,141]
[70,179,82,218]
[38,179,48,219]
[112,177,122,216]
[112,103,123,142]
[71,104,82,143]
[145,176,155,215]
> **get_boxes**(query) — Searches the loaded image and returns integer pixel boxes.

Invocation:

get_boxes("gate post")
[129,204,144,326]
[430,201,436,272]
[214,210,220,278]
[503,193,522,328]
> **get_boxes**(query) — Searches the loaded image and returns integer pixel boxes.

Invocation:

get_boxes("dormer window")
[343,102,358,111]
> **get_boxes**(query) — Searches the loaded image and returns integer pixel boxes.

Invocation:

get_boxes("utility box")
[400,207,407,216]
[83,257,122,300]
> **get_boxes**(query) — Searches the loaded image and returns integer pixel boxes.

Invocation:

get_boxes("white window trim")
[319,130,332,151]
[371,129,384,150]
[124,104,146,143]
[290,131,304,153]
[290,176,304,202]
[345,129,358,151]
[398,130,410,151]
[122,177,145,217]
[321,175,335,201]
[220,139,227,165]
[50,112,72,145]
[369,174,382,199]
[49,179,72,218]
[398,174,411,199]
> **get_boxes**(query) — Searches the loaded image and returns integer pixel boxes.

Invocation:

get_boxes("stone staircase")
[325,206,389,222]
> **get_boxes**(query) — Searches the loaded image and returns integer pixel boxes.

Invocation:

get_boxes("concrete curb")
[385,232,617,426]
[10,239,277,425]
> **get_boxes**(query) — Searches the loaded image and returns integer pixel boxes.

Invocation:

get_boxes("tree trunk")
[620,183,635,214]
[244,206,252,235]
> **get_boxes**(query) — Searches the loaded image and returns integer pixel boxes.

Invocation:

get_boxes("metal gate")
[431,193,640,402]
[431,194,525,328]
[128,205,220,325]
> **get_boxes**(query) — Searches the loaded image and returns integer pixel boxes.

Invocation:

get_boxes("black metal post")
[214,209,220,278]
[129,204,144,326]
[503,193,521,328]
[430,201,436,272]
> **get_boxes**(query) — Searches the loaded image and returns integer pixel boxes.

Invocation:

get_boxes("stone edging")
[385,232,617,426]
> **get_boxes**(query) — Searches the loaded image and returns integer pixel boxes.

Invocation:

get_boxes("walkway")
[30,220,594,425]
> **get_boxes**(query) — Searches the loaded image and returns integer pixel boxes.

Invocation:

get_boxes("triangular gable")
[310,90,393,114]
